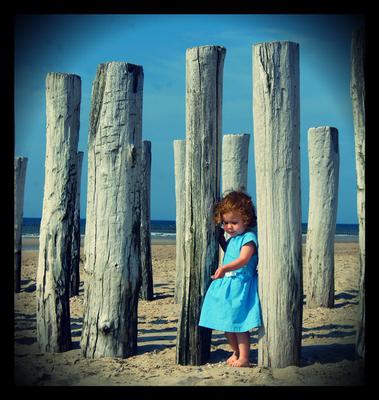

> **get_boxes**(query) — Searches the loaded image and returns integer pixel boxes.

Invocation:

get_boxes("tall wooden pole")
[36,72,81,352]
[351,28,365,359]
[173,139,186,304]
[253,41,303,368]
[220,133,250,261]
[140,140,153,301]
[14,156,28,293]
[70,151,83,297]
[176,45,225,366]
[222,133,250,194]
[305,127,339,308]
[81,62,143,359]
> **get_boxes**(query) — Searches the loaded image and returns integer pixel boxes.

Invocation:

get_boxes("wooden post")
[173,139,186,304]
[305,127,339,308]
[176,45,225,366]
[36,72,81,352]
[220,133,250,262]
[222,133,250,194]
[351,28,365,359]
[14,156,28,293]
[70,151,84,297]
[80,62,143,359]
[253,41,303,368]
[140,140,153,301]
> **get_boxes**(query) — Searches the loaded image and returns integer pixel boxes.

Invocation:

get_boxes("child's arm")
[212,242,256,280]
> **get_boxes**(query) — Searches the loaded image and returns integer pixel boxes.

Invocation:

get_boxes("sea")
[22,218,176,242]
[22,217,358,246]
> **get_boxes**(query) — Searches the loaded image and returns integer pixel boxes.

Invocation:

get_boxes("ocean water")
[22,218,358,241]
[22,218,176,241]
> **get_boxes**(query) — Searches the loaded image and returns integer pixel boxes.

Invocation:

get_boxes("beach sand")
[14,240,365,386]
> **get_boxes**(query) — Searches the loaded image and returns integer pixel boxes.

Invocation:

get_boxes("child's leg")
[231,331,250,367]
[224,332,239,365]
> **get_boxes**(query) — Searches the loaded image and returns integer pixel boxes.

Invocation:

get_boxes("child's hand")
[212,267,225,280]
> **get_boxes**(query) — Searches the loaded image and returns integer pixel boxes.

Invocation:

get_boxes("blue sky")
[14,14,364,223]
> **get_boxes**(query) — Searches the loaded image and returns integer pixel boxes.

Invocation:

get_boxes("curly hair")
[214,191,257,228]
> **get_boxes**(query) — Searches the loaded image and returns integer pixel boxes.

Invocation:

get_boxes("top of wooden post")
[97,61,143,73]
[15,156,28,162]
[253,41,299,47]
[186,45,226,52]
[46,72,81,80]
[308,126,338,132]
[223,133,250,138]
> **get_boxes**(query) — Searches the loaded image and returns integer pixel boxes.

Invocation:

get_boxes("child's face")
[221,211,247,237]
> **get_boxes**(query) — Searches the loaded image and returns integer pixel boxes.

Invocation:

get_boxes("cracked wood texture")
[14,156,28,293]
[222,133,250,194]
[70,151,83,297]
[36,73,81,352]
[351,28,365,359]
[80,62,143,359]
[173,139,186,304]
[140,140,153,301]
[253,41,303,368]
[305,127,339,308]
[176,45,225,365]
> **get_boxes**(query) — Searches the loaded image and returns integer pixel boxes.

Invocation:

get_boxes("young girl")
[199,191,262,367]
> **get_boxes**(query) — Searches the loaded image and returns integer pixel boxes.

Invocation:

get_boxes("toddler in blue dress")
[199,191,262,367]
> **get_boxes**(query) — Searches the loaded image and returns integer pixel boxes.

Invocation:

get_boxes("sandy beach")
[14,238,365,386]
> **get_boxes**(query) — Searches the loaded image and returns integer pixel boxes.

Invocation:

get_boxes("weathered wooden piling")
[220,133,250,262]
[14,156,28,293]
[70,151,83,297]
[253,41,303,368]
[305,127,339,308]
[36,72,81,352]
[351,28,365,359]
[176,45,225,365]
[173,139,186,304]
[222,133,250,194]
[140,140,153,301]
[80,62,143,359]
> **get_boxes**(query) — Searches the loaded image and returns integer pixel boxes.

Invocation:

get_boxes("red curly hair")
[214,191,257,228]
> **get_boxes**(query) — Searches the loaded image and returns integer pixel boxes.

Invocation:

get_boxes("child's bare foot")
[226,352,239,365]
[231,358,250,367]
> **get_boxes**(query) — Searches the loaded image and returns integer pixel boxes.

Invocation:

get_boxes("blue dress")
[198,230,262,332]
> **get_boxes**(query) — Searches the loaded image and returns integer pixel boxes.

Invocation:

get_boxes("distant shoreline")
[21,235,176,251]
[21,233,359,251]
